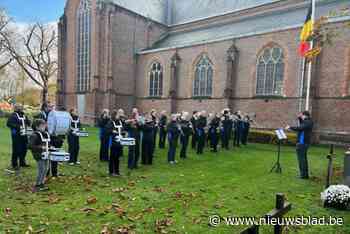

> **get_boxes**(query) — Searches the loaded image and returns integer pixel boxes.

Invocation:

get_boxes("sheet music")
[275,129,287,140]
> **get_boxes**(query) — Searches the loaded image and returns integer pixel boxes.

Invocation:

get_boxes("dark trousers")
[296,144,309,178]
[128,136,140,169]
[180,135,189,158]
[142,135,154,165]
[11,135,28,168]
[221,129,230,149]
[109,144,122,175]
[152,128,158,155]
[241,127,250,145]
[191,130,197,149]
[47,161,58,177]
[99,134,109,161]
[210,130,219,152]
[159,127,166,148]
[68,134,80,163]
[234,129,241,147]
[197,129,205,154]
[168,140,177,162]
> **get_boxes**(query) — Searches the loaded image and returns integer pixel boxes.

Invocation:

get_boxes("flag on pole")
[298,2,313,57]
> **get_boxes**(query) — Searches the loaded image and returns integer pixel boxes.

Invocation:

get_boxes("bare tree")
[0,8,12,70]
[1,23,57,103]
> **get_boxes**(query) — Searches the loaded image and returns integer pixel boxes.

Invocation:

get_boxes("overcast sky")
[1,0,66,23]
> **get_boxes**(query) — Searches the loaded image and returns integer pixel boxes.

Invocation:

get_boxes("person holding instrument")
[98,109,110,162]
[7,104,31,170]
[285,111,314,179]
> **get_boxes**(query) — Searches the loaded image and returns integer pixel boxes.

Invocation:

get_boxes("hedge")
[248,129,297,145]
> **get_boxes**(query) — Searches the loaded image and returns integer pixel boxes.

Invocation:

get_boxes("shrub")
[248,129,297,145]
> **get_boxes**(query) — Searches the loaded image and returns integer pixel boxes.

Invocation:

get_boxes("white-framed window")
[149,62,163,97]
[76,0,91,92]
[193,55,213,97]
[256,46,284,96]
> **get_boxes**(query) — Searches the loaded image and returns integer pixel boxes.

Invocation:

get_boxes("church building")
[57,0,350,143]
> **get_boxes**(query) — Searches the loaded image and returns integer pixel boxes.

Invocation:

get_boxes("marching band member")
[36,102,51,121]
[105,109,125,177]
[98,109,110,162]
[141,112,155,165]
[196,111,207,155]
[167,114,181,164]
[150,109,158,156]
[158,111,167,149]
[233,111,243,147]
[221,109,233,150]
[125,108,141,169]
[35,102,61,178]
[29,119,50,192]
[241,115,252,145]
[209,113,220,152]
[179,112,192,159]
[6,104,31,170]
[190,111,198,149]
[47,105,65,178]
[68,109,81,165]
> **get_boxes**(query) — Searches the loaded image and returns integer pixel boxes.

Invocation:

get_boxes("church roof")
[170,0,280,25]
[146,0,350,52]
[103,0,168,24]
[102,0,282,25]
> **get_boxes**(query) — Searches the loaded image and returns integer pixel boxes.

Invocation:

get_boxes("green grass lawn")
[0,118,349,234]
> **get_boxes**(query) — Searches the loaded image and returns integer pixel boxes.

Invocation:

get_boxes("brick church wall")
[136,21,350,141]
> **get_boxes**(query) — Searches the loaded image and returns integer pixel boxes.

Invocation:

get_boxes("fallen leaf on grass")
[112,187,127,193]
[127,213,143,222]
[83,175,97,185]
[115,207,126,217]
[45,195,60,204]
[4,207,11,217]
[174,191,183,199]
[143,207,156,213]
[100,226,111,234]
[87,196,97,204]
[115,224,136,234]
[192,217,202,224]
[153,186,165,193]
[155,218,174,234]
[81,207,97,214]
[33,228,46,233]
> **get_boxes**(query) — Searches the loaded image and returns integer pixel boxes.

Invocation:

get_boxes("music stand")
[270,129,287,173]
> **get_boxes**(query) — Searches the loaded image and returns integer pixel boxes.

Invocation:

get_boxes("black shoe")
[12,166,20,171]
[20,164,30,168]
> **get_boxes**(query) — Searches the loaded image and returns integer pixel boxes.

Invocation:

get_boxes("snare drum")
[120,137,136,146]
[75,131,89,137]
[49,151,70,162]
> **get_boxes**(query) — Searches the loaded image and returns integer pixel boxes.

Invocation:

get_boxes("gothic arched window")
[256,46,284,96]
[76,0,91,92]
[149,62,163,97]
[194,55,213,97]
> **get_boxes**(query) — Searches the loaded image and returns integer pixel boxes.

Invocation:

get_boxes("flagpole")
[305,0,316,111]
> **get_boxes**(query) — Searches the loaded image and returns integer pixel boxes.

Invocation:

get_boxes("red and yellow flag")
[299,3,313,57]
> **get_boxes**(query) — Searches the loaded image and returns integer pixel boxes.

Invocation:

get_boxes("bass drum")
[48,111,71,136]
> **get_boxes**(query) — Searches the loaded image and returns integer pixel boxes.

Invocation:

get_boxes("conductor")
[286,111,314,179]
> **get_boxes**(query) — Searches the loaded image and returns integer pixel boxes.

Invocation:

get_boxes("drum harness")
[35,131,51,160]
[70,117,80,135]
[112,120,123,142]
[15,112,27,136]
